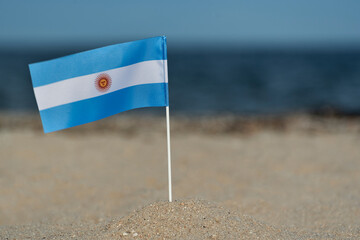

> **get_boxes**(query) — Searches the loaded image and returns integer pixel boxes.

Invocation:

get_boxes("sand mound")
[1,199,351,239]
[104,200,296,240]
[1,200,296,239]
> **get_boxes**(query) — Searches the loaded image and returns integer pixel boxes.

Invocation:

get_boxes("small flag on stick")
[29,36,168,133]
[29,36,172,202]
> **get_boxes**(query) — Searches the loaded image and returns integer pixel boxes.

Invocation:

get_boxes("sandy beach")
[0,113,360,239]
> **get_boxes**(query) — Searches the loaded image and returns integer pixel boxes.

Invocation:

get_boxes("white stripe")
[34,60,168,111]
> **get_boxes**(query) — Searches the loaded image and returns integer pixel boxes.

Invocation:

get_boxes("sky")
[0,0,359,49]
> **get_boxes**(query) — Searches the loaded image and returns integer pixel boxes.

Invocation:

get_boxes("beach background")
[1,1,360,239]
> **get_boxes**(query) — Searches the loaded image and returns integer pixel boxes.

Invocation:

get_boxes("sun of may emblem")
[95,73,112,92]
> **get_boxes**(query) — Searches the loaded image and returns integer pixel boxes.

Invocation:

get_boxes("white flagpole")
[166,106,173,202]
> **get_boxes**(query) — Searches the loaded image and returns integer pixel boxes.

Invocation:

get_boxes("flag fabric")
[29,36,168,133]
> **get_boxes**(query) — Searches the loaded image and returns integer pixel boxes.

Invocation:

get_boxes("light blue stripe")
[29,36,167,87]
[40,83,168,133]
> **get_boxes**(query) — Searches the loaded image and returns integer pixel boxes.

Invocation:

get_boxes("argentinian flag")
[29,36,168,133]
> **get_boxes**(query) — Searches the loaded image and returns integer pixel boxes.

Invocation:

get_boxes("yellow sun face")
[99,78,108,88]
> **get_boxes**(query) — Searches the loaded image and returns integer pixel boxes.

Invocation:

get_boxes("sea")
[1,47,360,116]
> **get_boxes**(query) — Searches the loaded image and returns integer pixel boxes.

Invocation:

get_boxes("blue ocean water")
[1,48,360,115]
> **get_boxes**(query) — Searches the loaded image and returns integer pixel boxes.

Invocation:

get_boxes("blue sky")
[0,0,359,48]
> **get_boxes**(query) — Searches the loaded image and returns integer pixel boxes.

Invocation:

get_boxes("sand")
[0,114,360,239]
